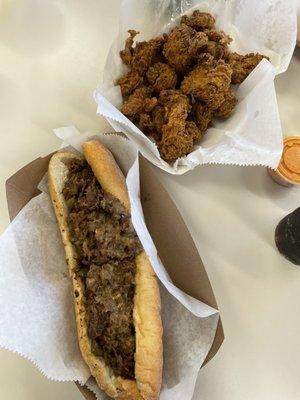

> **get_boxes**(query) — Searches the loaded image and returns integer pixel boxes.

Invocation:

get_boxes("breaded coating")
[117,70,143,96]
[121,86,157,117]
[120,30,165,76]
[194,52,215,65]
[151,105,166,135]
[160,91,190,124]
[228,52,266,84]
[158,89,182,105]
[158,92,193,161]
[136,112,163,142]
[131,37,165,76]
[146,62,177,92]
[192,102,213,134]
[163,24,208,72]
[186,120,203,140]
[144,97,158,113]
[214,87,238,119]
[151,130,163,143]
[159,133,193,161]
[137,113,153,133]
[120,30,138,66]
[205,29,232,45]
[203,30,232,60]
[204,41,229,60]
[181,10,215,31]
[181,60,232,109]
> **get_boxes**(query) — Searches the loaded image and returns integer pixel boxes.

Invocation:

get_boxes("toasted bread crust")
[48,141,162,399]
[82,140,130,210]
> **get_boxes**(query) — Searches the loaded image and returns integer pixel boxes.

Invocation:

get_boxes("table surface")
[0,1,300,399]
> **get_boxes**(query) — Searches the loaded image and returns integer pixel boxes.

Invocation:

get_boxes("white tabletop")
[0,1,299,399]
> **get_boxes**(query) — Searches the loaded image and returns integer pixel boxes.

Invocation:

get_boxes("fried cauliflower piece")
[146,62,177,92]
[228,52,266,84]
[181,60,232,109]
[151,105,166,135]
[163,24,208,72]
[203,29,232,60]
[159,132,193,161]
[131,37,165,76]
[120,30,138,66]
[214,87,238,119]
[185,120,203,140]
[181,10,215,31]
[158,89,182,105]
[117,70,143,96]
[120,30,165,76]
[136,112,163,142]
[121,86,157,117]
[158,92,193,161]
[159,91,190,124]
[205,29,232,45]
[192,102,213,135]
[137,113,153,133]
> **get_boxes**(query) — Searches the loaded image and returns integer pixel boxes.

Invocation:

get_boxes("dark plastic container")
[275,207,300,265]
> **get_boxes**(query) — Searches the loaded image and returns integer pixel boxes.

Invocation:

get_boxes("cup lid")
[277,136,300,183]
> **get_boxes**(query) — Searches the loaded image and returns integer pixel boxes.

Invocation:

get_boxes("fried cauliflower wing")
[117,70,143,96]
[137,113,153,133]
[185,120,203,140]
[120,30,165,76]
[151,105,166,135]
[181,60,232,109]
[159,91,190,125]
[146,62,177,92]
[163,24,208,72]
[214,87,238,119]
[121,86,157,117]
[203,29,232,60]
[137,110,164,142]
[136,112,163,142]
[131,37,165,76]
[205,29,232,45]
[159,132,193,161]
[158,89,182,105]
[181,10,215,31]
[120,30,138,66]
[228,52,266,84]
[158,92,193,161]
[192,102,213,135]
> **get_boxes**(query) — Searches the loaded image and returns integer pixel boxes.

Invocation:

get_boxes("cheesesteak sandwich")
[48,140,163,399]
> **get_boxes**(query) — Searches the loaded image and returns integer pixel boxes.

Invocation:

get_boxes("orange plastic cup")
[268,136,300,187]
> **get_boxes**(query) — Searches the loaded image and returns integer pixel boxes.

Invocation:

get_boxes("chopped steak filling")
[62,158,142,379]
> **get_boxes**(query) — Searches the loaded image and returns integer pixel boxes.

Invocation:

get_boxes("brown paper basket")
[6,152,224,399]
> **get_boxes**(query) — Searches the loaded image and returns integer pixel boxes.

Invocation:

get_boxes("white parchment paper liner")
[95,0,297,174]
[0,127,219,399]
